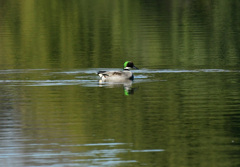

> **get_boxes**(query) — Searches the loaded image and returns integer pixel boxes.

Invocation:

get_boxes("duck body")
[97,61,138,82]
[98,69,134,82]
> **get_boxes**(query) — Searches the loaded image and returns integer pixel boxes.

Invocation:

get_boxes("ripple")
[0,68,238,87]
[131,149,165,152]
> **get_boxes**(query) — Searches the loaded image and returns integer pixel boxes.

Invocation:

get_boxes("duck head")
[123,61,139,70]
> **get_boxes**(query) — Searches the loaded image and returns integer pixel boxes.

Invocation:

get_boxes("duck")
[97,61,138,82]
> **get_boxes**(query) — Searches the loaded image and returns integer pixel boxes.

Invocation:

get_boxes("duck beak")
[133,66,139,70]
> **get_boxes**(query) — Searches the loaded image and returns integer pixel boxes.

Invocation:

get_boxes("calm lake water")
[0,1,240,167]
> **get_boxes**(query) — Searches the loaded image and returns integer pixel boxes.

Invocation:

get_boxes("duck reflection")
[98,80,137,95]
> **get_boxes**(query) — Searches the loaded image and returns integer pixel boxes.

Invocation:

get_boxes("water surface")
[0,0,240,167]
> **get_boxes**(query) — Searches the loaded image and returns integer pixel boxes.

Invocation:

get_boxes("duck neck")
[124,67,131,70]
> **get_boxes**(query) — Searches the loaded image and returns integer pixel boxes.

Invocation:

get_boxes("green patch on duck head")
[123,61,130,69]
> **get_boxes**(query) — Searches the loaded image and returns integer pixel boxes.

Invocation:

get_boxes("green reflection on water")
[0,0,239,69]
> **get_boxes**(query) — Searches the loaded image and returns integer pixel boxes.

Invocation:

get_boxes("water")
[0,1,240,167]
